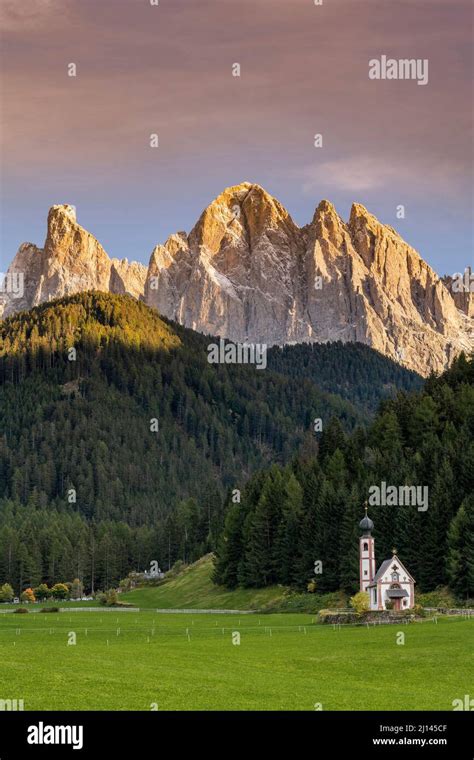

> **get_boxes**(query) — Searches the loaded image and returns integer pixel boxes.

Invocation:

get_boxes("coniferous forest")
[0,292,471,598]
[214,355,474,598]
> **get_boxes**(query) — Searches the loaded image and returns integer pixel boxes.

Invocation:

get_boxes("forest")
[0,291,460,596]
[213,354,474,598]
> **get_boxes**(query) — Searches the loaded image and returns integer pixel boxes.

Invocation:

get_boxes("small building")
[359,506,415,610]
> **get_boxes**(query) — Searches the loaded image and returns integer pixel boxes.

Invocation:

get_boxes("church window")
[363,542,368,551]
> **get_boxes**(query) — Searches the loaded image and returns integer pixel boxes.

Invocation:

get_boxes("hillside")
[121,555,287,610]
[266,341,422,412]
[214,353,474,596]
[0,292,422,592]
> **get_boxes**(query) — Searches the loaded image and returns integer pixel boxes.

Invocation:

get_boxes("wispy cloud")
[300,155,460,195]
[0,0,70,31]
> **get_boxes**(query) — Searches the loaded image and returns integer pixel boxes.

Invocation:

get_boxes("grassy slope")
[0,611,471,710]
[121,555,288,610]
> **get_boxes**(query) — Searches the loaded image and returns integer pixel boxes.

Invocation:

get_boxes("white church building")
[359,506,415,611]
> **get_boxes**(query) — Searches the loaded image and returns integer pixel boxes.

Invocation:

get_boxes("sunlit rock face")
[144,183,473,376]
[1,204,147,318]
[2,186,472,376]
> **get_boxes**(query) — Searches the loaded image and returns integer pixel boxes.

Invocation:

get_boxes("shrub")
[349,591,370,615]
[119,577,133,593]
[34,584,51,601]
[70,579,83,600]
[105,589,118,606]
[416,586,456,609]
[0,583,14,603]
[98,589,119,606]
[51,583,69,600]
[169,560,185,576]
[39,607,59,613]
[20,588,35,603]
[14,607,28,614]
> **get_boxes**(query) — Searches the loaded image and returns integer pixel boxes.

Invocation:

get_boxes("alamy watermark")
[207,338,267,370]
[368,482,428,512]
[369,56,428,86]
[0,272,24,298]
[450,269,474,293]
[0,698,24,711]
[27,722,83,750]
[452,694,473,710]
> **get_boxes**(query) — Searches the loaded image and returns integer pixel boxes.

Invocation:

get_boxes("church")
[359,506,415,611]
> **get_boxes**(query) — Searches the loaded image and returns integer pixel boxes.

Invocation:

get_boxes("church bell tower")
[359,503,375,592]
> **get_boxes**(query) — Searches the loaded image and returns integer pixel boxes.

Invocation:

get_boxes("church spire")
[359,501,374,536]
[359,502,376,593]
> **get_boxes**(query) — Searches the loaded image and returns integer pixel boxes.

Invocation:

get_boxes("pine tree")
[447,496,474,599]
[276,472,303,585]
[241,467,284,586]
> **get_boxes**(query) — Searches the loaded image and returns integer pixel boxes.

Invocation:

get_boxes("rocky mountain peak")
[2,188,472,376]
[144,185,473,375]
[48,203,77,224]
[310,200,347,250]
[0,204,146,318]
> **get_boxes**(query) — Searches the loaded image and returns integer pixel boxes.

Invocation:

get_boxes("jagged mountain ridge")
[144,183,473,377]
[0,204,147,317]
[2,185,472,376]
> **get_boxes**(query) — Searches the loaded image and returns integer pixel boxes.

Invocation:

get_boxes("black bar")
[0,711,472,757]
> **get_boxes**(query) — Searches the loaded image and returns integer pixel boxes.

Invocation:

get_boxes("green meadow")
[0,611,471,711]
[120,555,287,610]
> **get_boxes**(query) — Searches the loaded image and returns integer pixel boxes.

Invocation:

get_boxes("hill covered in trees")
[266,342,422,412]
[213,354,474,599]
[0,292,422,592]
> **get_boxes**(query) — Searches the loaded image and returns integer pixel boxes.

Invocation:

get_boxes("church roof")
[372,555,415,583]
[372,559,393,582]
[386,589,409,598]
[359,514,374,532]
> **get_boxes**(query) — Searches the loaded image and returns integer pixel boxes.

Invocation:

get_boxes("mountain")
[145,183,473,377]
[442,267,474,318]
[0,292,421,590]
[0,204,147,318]
[2,187,472,377]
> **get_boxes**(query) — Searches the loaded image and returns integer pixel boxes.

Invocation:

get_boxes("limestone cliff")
[144,183,473,376]
[2,188,472,377]
[0,205,147,317]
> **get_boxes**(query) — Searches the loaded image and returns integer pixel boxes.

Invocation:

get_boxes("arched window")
[363,542,368,551]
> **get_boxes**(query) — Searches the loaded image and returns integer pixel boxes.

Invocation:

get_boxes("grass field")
[121,555,288,610]
[0,611,471,710]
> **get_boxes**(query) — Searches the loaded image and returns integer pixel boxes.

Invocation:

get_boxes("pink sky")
[1,0,472,274]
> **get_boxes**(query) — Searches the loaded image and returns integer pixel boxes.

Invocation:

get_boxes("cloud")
[300,155,458,195]
[0,0,70,31]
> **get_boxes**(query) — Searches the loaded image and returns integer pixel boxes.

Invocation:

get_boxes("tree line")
[213,354,474,599]
[0,293,422,593]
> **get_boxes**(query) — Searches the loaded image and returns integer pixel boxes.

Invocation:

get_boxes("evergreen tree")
[447,496,474,599]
